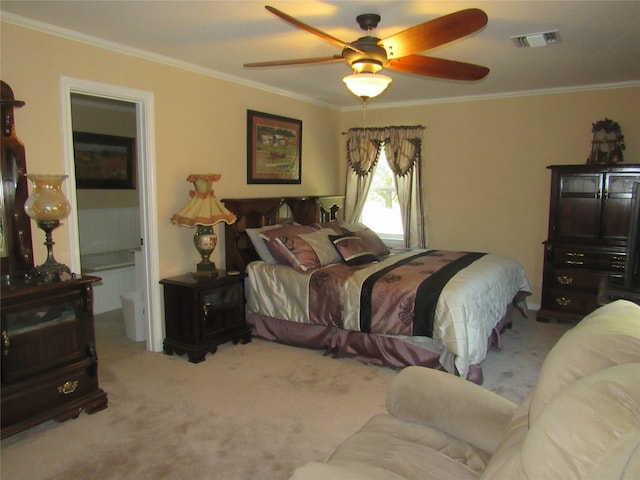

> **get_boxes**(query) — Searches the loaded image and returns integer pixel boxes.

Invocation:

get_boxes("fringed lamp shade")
[171,174,236,278]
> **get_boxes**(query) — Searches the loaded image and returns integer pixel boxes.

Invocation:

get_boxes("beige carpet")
[1,309,572,480]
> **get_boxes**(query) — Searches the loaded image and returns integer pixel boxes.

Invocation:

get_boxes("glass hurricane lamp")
[23,174,72,282]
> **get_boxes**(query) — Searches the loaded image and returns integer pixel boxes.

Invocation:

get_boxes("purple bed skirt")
[246,302,520,384]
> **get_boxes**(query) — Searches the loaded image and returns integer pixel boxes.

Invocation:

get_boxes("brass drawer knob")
[556,275,574,285]
[555,297,572,307]
[58,380,79,395]
[2,330,9,356]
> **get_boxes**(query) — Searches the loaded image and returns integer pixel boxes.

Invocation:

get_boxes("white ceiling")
[2,1,639,109]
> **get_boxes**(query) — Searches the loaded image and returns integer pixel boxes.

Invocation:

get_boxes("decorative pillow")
[352,228,390,258]
[246,225,282,264]
[259,224,317,269]
[329,234,378,266]
[298,228,342,266]
[321,221,390,257]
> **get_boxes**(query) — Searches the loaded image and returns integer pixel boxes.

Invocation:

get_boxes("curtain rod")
[341,125,425,134]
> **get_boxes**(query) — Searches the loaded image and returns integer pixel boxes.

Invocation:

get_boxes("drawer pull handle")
[612,264,625,270]
[555,297,572,307]
[566,252,585,257]
[564,260,584,266]
[612,256,625,261]
[58,380,79,395]
[556,275,573,285]
[2,330,9,356]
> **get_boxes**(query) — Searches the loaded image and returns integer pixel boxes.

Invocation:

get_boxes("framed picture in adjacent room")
[247,110,302,184]
[73,132,136,189]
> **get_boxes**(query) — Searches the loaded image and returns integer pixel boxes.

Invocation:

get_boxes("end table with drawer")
[160,271,251,363]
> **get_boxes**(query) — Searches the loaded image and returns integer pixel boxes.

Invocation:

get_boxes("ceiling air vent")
[511,30,560,48]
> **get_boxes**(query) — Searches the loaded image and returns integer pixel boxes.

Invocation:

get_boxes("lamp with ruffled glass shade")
[23,174,73,282]
[171,174,236,278]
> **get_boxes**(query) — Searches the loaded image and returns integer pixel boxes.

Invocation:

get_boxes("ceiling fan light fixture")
[343,72,392,100]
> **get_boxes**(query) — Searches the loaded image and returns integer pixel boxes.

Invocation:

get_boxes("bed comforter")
[246,249,531,377]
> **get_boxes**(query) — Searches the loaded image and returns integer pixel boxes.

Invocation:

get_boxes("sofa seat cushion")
[317,413,490,480]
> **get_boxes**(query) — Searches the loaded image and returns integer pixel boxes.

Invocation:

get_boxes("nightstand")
[160,271,251,363]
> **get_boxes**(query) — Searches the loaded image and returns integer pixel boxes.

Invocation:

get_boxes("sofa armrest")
[386,366,517,454]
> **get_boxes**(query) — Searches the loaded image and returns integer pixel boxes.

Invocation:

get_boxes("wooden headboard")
[222,196,344,272]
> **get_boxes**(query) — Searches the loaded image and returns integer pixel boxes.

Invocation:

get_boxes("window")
[360,149,404,246]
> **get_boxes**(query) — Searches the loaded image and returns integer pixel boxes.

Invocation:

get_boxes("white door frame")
[60,77,163,352]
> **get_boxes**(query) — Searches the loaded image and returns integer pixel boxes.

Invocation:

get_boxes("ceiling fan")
[244,5,490,100]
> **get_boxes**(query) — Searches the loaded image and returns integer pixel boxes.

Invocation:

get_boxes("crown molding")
[4,12,639,113]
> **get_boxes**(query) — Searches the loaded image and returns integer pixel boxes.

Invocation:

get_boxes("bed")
[223,196,531,383]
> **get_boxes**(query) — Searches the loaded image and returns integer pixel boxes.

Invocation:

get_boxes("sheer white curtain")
[344,125,427,248]
[384,126,426,248]
[344,128,385,223]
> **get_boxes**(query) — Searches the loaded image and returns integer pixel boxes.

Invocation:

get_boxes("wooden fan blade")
[244,56,344,68]
[265,6,365,54]
[379,9,488,59]
[386,55,489,81]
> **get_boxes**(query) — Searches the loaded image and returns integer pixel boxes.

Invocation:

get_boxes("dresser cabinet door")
[551,170,640,244]
[602,173,640,242]
[553,172,602,241]
[1,290,86,384]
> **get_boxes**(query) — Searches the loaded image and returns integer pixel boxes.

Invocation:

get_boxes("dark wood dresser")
[537,164,640,322]
[1,275,108,438]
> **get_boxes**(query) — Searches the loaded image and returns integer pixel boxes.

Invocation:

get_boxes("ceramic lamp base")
[193,225,218,278]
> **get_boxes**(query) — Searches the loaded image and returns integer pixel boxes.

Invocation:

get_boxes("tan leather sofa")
[290,299,640,480]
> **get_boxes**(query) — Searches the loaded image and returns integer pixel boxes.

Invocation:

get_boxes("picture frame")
[247,110,302,184]
[73,131,136,189]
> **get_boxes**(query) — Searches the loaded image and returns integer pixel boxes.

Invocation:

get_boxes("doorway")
[60,77,162,352]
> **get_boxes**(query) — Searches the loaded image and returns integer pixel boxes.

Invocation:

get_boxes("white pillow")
[246,225,281,264]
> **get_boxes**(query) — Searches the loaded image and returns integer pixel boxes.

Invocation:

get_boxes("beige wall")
[341,87,640,303]
[1,22,342,278]
[2,21,639,305]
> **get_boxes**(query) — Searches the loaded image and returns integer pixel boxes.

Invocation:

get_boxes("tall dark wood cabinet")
[538,164,640,322]
[1,276,108,438]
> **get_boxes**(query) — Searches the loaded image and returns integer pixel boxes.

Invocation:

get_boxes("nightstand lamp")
[171,174,236,278]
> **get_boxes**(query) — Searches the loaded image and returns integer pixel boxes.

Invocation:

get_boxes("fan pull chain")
[362,99,367,131]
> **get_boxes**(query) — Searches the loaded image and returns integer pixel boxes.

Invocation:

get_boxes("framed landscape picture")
[73,132,136,189]
[247,110,302,184]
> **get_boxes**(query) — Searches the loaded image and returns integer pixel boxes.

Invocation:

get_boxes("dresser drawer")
[553,247,596,269]
[597,251,626,272]
[1,360,98,429]
[548,268,601,291]
[543,289,598,315]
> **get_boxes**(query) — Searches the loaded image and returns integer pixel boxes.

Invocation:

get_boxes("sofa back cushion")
[529,300,640,424]
[522,363,640,480]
